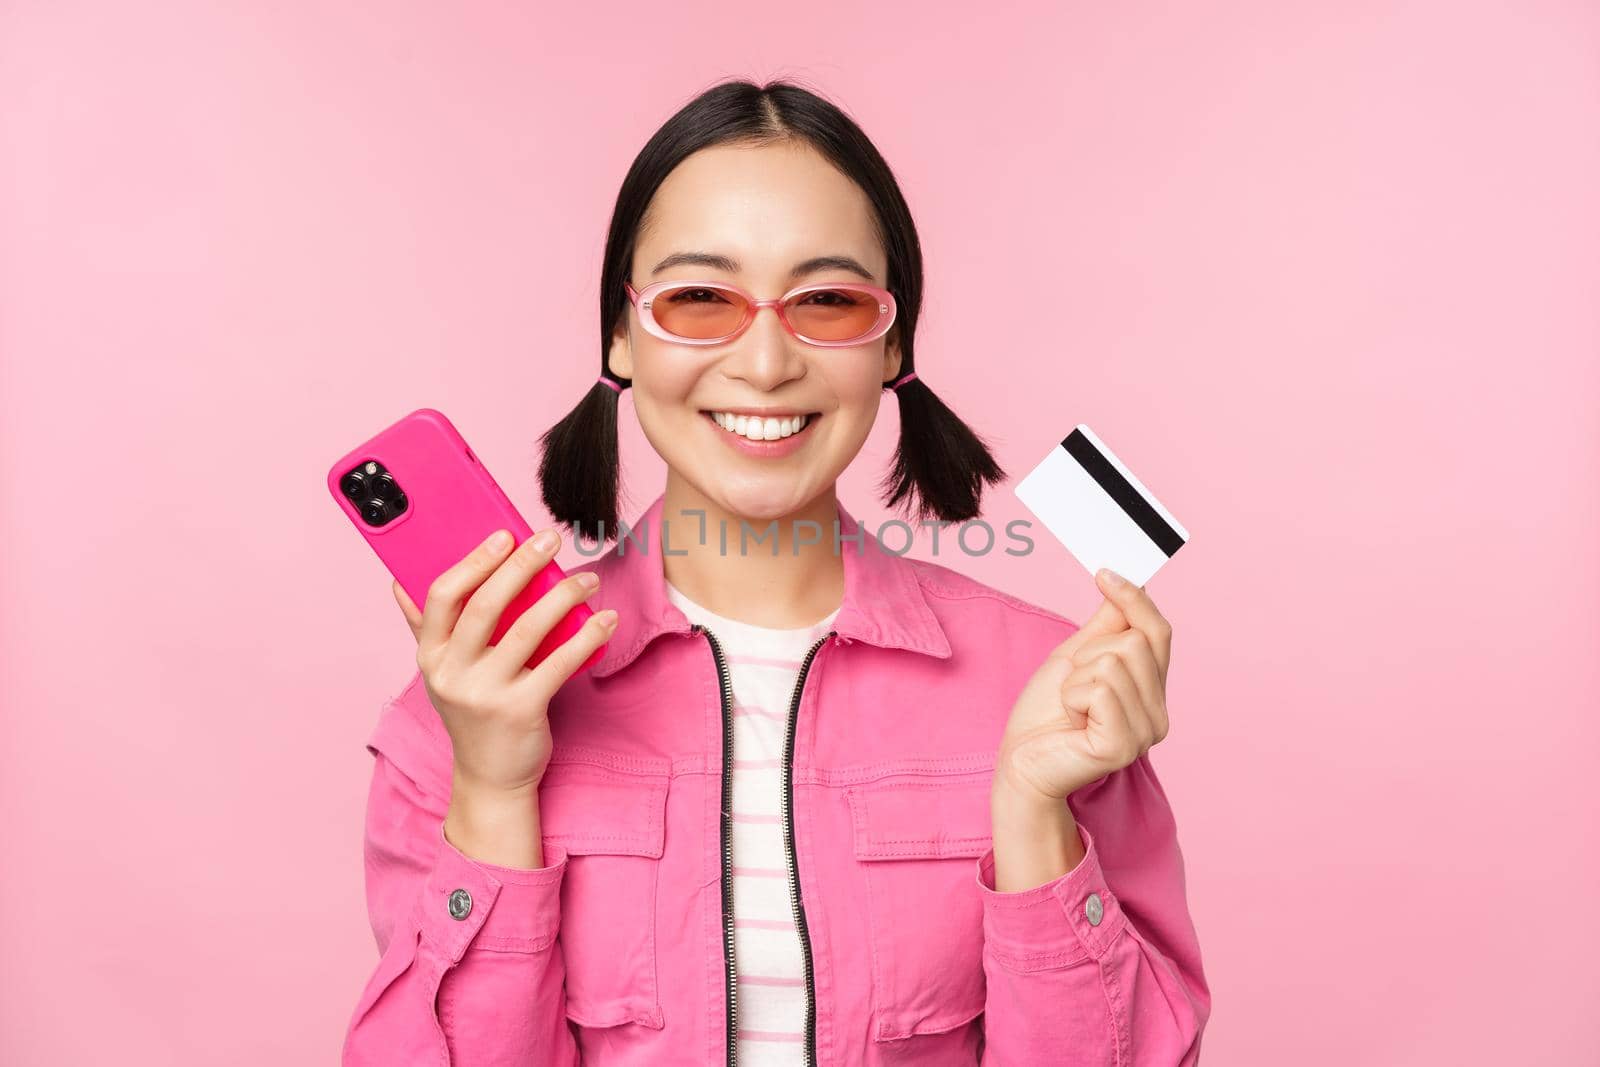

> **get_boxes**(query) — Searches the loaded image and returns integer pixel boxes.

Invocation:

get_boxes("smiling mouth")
[701,410,821,442]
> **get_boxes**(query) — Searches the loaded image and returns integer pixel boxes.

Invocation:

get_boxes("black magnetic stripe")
[1060,429,1185,557]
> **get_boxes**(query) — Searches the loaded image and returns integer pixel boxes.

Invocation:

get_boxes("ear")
[881,325,903,383]
[608,319,634,380]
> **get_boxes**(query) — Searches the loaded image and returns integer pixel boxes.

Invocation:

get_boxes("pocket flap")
[846,772,993,861]
[537,750,670,858]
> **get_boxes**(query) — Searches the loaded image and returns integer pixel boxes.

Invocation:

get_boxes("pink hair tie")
[597,376,622,393]
[886,370,918,392]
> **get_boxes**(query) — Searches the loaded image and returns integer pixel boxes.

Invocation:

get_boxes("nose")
[722,300,806,389]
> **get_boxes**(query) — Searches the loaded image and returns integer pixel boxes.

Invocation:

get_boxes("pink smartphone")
[326,407,605,677]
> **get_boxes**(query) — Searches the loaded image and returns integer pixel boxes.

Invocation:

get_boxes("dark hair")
[538,77,1005,546]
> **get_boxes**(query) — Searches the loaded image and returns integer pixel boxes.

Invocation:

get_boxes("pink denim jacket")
[343,491,1210,1065]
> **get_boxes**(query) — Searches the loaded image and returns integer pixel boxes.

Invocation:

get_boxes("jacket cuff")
[418,822,568,962]
[975,821,1126,965]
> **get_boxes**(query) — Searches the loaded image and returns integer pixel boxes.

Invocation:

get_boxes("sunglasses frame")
[624,279,898,348]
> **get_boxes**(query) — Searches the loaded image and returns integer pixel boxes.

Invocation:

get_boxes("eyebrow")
[649,251,877,283]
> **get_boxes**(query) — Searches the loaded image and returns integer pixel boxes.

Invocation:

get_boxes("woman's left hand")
[994,568,1174,805]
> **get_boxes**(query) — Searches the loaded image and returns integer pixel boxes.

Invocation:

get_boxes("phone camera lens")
[360,498,388,525]
[370,473,398,500]
[341,471,369,500]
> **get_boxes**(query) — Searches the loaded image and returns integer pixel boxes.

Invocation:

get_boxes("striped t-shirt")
[664,578,839,1063]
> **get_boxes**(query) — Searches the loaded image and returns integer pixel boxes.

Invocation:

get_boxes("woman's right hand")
[391,527,618,801]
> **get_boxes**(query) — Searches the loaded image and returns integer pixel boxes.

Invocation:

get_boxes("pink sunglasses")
[624,279,897,348]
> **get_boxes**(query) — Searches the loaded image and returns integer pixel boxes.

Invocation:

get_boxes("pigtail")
[878,371,1007,524]
[537,371,625,547]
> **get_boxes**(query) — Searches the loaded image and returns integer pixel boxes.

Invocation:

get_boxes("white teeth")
[709,412,811,441]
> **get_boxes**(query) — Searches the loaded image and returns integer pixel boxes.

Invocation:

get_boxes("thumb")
[1053,593,1128,663]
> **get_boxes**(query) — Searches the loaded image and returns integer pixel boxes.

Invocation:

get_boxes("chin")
[704,481,821,526]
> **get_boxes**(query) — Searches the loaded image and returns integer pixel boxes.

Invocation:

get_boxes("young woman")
[343,79,1210,1066]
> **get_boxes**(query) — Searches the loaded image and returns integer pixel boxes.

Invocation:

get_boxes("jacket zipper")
[697,624,740,1067]
[782,631,832,1067]
[697,623,834,1067]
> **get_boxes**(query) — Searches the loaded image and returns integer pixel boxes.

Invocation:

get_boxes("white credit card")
[1014,424,1189,588]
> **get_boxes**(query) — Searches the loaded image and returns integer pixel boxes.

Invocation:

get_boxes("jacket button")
[448,888,473,920]
[1084,892,1104,926]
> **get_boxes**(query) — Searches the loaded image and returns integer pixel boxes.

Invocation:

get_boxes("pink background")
[3,2,1596,1063]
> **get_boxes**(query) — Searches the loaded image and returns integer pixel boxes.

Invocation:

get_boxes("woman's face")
[608,140,902,523]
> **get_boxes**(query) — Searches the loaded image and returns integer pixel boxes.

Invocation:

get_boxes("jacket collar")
[588,490,952,678]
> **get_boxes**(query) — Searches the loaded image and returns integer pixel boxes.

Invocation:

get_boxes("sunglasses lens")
[785,287,884,342]
[650,285,750,340]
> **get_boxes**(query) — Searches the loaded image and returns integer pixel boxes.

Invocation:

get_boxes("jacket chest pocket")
[844,770,993,1043]
[537,751,671,1031]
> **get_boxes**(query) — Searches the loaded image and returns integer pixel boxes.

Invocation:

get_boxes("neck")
[657,472,844,630]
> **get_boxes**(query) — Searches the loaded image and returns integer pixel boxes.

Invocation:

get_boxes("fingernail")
[598,609,618,628]
[1098,568,1126,587]
[487,530,511,551]
[532,529,558,552]
[576,571,599,588]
